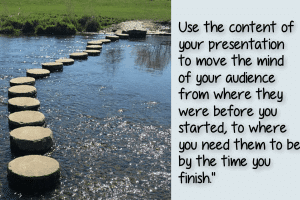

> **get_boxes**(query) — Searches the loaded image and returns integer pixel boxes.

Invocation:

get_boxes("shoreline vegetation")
[0,0,171,36]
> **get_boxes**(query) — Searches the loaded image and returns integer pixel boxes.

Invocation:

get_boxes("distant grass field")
[0,0,171,35]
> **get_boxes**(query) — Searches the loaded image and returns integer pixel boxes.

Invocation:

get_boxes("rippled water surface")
[0,34,170,199]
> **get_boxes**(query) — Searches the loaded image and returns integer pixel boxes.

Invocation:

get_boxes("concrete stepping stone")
[8,110,45,130]
[87,40,103,45]
[84,50,101,56]
[42,62,63,72]
[8,97,40,113]
[27,68,50,79]
[8,85,37,99]
[10,77,35,87]
[98,39,111,43]
[105,35,119,41]
[55,58,74,65]
[70,52,88,60]
[10,126,53,155]
[116,33,129,39]
[86,45,102,50]
[7,155,60,193]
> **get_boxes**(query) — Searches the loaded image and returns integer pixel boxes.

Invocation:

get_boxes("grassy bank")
[0,0,171,35]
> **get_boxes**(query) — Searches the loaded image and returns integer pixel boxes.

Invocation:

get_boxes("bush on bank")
[0,14,124,35]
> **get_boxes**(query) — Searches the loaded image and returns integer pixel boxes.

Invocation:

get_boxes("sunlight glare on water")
[0,34,170,199]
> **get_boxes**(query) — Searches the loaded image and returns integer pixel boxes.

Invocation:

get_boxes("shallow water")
[0,34,170,199]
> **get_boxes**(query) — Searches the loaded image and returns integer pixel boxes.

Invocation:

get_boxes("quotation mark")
[212,172,216,176]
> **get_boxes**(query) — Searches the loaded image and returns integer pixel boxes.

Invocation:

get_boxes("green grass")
[0,0,170,35]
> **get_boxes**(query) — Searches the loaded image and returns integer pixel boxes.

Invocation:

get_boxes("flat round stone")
[86,45,102,50]
[55,58,74,65]
[10,77,35,87]
[98,39,111,43]
[27,68,50,79]
[87,40,103,45]
[8,110,45,130]
[84,50,101,56]
[7,155,60,192]
[8,85,37,99]
[8,97,40,113]
[116,33,129,39]
[105,35,119,41]
[10,126,53,155]
[42,62,63,72]
[69,52,88,60]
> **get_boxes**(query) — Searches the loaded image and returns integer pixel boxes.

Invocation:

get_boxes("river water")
[0,34,170,199]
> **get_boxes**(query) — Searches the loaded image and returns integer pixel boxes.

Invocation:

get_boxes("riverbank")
[81,20,171,36]
[0,0,170,36]
[0,17,171,36]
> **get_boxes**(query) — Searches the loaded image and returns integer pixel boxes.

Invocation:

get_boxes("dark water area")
[0,34,170,199]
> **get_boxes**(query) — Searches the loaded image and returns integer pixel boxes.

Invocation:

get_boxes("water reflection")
[104,48,124,65]
[132,37,171,73]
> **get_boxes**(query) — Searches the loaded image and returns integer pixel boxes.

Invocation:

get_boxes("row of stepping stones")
[7,77,59,193]
[5,34,129,193]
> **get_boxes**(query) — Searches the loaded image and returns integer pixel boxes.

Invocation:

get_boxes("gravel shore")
[98,20,171,35]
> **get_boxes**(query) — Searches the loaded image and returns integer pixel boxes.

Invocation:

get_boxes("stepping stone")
[87,40,103,45]
[69,52,88,60]
[84,50,101,56]
[55,58,74,65]
[98,39,111,43]
[105,35,119,41]
[86,45,102,50]
[10,77,35,87]
[42,62,63,72]
[8,97,40,113]
[116,33,129,39]
[27,68,50,79]
[10,126,53,155]
[8,110,45,130]
[8,85,37,99]
[123,30,147,38]
[7,155,60,193]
